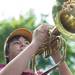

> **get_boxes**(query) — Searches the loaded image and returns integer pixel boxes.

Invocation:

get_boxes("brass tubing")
[42,36,67,75]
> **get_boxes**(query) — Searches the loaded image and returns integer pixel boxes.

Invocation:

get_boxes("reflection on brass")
[60,0,75,33]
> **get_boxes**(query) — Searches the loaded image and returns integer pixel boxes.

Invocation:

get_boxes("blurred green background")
[0,0,75,75]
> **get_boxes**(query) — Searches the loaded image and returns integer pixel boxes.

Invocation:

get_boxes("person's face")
[8,36,30,60]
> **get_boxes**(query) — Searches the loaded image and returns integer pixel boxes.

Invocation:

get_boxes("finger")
[37,24,49,33]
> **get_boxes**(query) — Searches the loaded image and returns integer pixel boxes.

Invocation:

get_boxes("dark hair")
[4,35,28,64]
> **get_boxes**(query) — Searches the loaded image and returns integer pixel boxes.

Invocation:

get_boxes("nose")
[20,43,28,50]
[20,44,25,47]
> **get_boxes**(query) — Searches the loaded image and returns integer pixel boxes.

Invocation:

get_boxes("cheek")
[9,45,21,56]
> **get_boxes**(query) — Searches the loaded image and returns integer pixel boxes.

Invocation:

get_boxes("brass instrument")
[30,0,75,74]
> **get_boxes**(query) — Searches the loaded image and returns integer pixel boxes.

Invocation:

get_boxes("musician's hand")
[32,24,49,47]
[50,28,61,63]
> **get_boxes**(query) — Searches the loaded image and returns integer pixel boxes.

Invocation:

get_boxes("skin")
[8,36,32,73]
[0,24,72,75]
[8,37,30,61]
[52,50,73,75]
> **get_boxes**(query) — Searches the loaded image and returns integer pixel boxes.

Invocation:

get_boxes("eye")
[13,41,20,44]
[25,41,30,45]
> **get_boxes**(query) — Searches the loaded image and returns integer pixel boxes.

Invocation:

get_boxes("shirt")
[0,64,47,75]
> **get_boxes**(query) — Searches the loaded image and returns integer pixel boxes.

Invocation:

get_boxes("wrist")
[31,40,41,48]
[52,51,62,63]
[31,40,40,50]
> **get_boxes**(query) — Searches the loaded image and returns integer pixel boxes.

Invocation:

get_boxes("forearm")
[0,41,39,75]
[52,52,72,75]
[58,61,72,75]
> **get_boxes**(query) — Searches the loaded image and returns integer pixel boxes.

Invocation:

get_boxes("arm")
[0,24,49,75]
[52,50,72,75]
[51,28,72,75]
[0,41,39,75]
